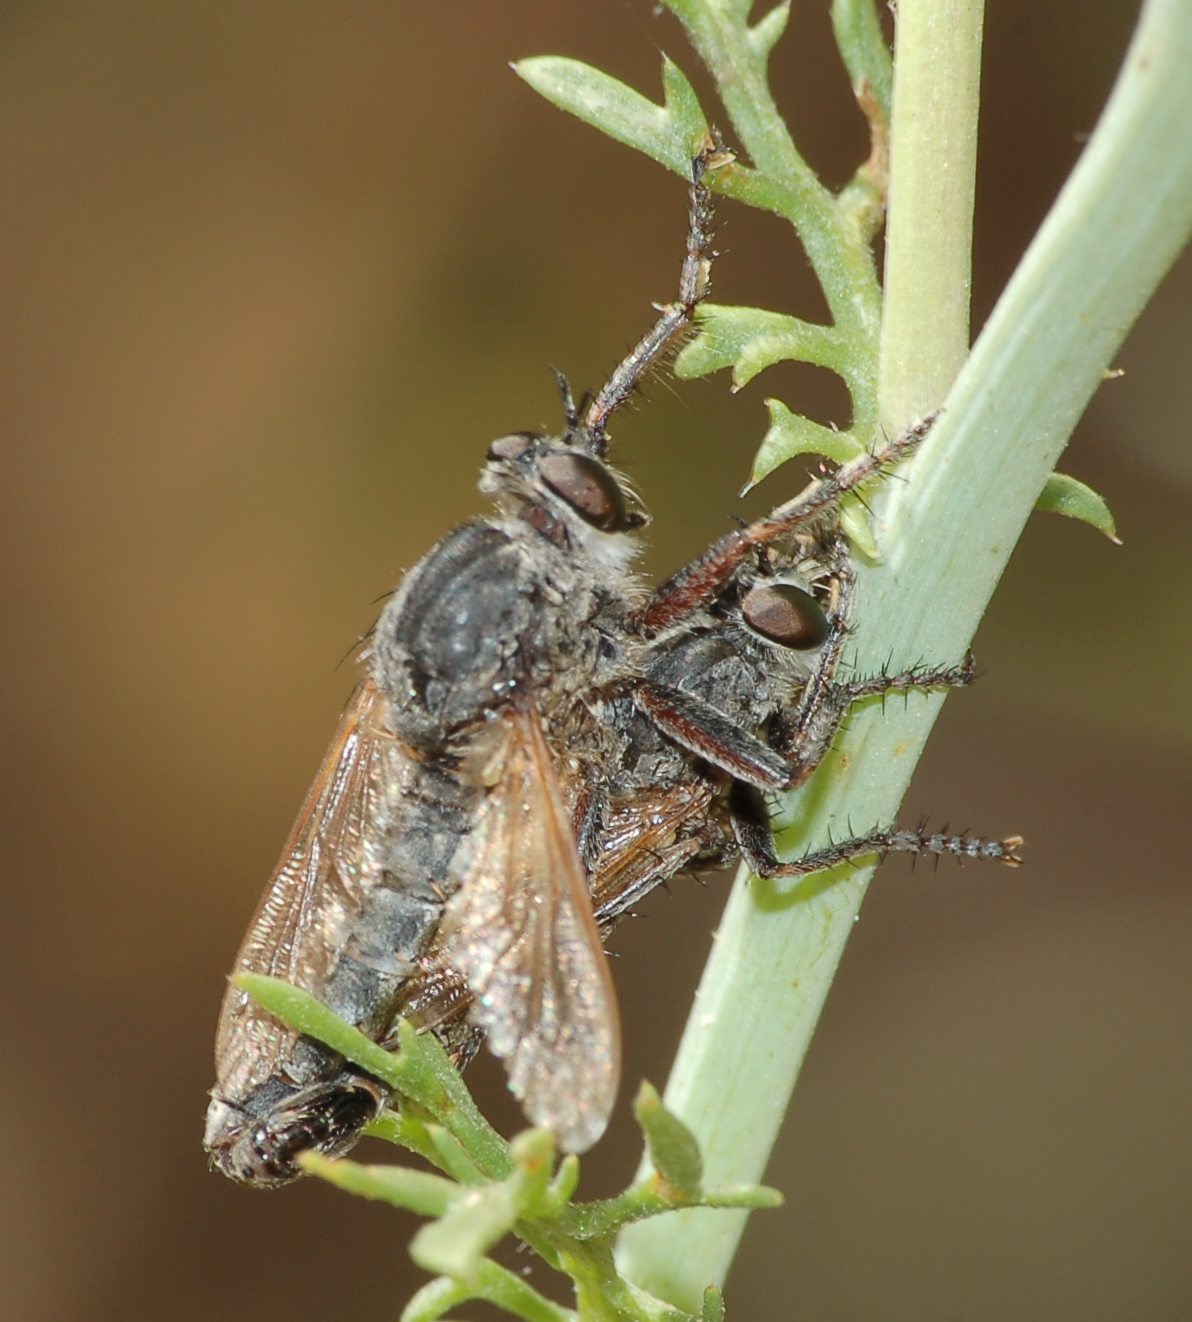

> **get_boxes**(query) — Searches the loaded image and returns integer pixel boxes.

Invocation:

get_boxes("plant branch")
[878,0,985,422]
[237,975,778,1319]
[616,0,1192,1308]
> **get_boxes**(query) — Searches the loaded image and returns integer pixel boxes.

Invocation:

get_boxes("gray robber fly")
[205,141,1020,1187]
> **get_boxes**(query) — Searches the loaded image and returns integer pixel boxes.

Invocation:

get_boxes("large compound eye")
[740,582,830,650]
[539,451,631,532]
[487,432,539,462]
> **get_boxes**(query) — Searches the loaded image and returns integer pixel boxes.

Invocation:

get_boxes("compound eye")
[740,582,830,650]
[487,432,539,462]
[539,451,630,532]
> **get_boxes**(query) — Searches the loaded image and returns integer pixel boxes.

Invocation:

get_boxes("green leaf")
[411,1182,519,1281]
[507,1128,559,1218]
[1036,471,1121,542]
[697,1183,784,1212]
[830,0,893,116]
[838,500,879,562]
[234,975,511,1180]
[387,1018,463,1111]
[748,2,792,61]
[661,56,709,151]
[701,1285,726,1322]
[401,1275,474,1322]
[366,1109,486,1186]
[747,399,864,490]
[383,1021,512,1180]
[233,973,404,1086]
[547,1154,581,1212]
[665,0,753,28]
[299,1153,459,1216]
[633,1082,703,1196]
[514,56,708,176]
[401,1267,574,1322]
[674,306,844,389]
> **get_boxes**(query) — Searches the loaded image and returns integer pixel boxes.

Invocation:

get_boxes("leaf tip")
[633,1080,703,1194]
[1036,471,1121,542]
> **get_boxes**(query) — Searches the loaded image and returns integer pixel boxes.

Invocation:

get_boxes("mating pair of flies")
[205,141,1021,1187]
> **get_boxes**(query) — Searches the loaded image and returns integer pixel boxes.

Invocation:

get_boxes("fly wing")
[214,679,411,1098]
[438,705,620,1152]
[586,779,720,930]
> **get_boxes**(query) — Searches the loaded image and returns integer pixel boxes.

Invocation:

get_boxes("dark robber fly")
[205,140,1021,1187]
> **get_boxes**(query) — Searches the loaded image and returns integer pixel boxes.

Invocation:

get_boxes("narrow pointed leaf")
[838,500,880,561]
[746,399,863,490]
[299,1153,459,1216]
[634,1082,703,1195]
[234,973,405,1087]
[411,1182,519,1280]
[401,1276,473,1322]
[749,2,792,60]
[1036,471,1121,542]
[674,306,843,389]
[514,56,707,176]
[701,1285,726,1322]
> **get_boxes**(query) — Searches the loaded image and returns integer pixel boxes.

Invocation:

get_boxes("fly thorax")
[372,521,541,746]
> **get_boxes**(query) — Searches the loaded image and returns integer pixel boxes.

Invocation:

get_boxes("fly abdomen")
[206,1073,386,1187]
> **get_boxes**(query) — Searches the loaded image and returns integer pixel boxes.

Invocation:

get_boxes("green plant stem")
[401,1260,575,1322]
[664,1,831,242]
[878,0,984,422]
[617,0,1192,1309]
[663,0,881,349]
[830,0,893,118]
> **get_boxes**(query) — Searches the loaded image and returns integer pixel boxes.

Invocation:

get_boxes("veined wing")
[214,679,410,1099]
[437,705,620,1153]
[587,779,720,931]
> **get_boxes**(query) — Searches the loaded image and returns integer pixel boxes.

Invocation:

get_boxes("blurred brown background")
[3,3,1189,1319]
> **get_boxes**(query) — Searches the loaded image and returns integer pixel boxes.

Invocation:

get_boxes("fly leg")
[633,644,982,794]
[774,652,980,788]
[632,671,1022,876]
[636,417,935,637]
[578,138,732,454]
[729,781,1023,877]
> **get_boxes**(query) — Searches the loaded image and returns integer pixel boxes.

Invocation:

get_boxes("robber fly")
[394,423,1022,1084]
[204,142,725,1183]
[205,141,1019,1186]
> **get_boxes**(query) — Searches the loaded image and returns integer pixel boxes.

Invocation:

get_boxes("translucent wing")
[213,679,411,1099]
[438,705,620,1152]
[587,780,720,930]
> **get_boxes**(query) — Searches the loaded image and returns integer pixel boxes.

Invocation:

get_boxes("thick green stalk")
[617,0,1192,1310]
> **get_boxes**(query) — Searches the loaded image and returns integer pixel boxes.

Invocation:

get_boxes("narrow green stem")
[665,0,882,351]
[462,1259,576,1322]
[878,0,985,424]
[617,0,1192,1310]
[831,0,893,118]
[665,0,823,196]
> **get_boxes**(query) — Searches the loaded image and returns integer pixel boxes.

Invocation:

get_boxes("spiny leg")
[729,782,1023,879]
[839,652,977,703]
[776,650,978,789]
[638,416,936,636]
[633,644,980,797]
[580,139,731,453]
[727,639,1019,876]
[632,679,793,790]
